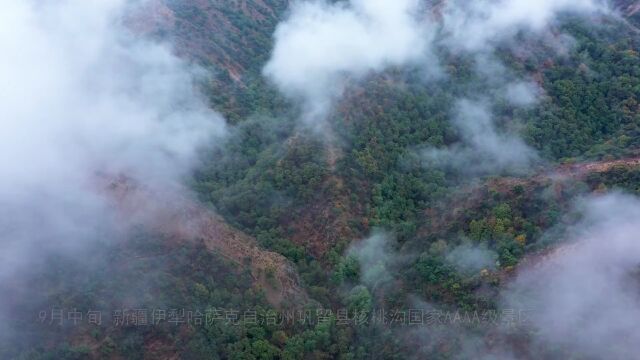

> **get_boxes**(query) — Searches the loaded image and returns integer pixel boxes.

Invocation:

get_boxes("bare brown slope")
[130,0,289,82]
[102,175,306,307]
[283,173,360,259]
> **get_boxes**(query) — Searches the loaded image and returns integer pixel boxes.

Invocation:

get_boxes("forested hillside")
[3,1,640,359]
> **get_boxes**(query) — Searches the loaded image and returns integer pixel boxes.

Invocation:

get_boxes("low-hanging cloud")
[264,0,609,122]
[0,0,225,281]
[263,0,431,127]
[503,81,541,107]
[502,193,640,359]
[440,0,608,52]
[422,99,538,174]
[423,0,606,175]
[348,231,397,289]
[264,0,609,174]
[445,243,498,274]
[400,193,640,359]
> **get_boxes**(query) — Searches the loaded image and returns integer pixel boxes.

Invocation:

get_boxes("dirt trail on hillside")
[493,156,640,189]
[557,157,640,175]
[101,175,307,307]
[421,156,640,238]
